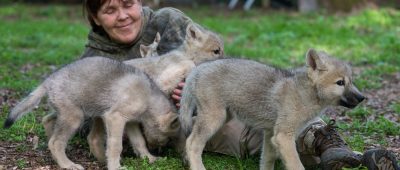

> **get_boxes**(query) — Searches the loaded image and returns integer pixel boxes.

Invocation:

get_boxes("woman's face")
[94,0,142,44]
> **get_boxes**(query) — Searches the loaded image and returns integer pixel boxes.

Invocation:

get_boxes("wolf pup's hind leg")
[185,105,227,170]
[125,122,159,163]
[260,130,277,170]
[272,130,304,170]
[42,113,56,140]
[103,110,127,170]
[87,117,107,162]
[48,104,85,170]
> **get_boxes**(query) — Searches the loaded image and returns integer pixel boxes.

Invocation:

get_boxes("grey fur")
[124,23,224,95]
[39,23,224,166]
[180,49,365,170]
[5,57,179,170]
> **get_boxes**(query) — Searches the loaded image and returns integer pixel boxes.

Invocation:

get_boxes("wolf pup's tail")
[179,83,197,137]
[4,84,47,128]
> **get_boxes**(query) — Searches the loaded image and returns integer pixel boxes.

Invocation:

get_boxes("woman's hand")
[172,81,185,109]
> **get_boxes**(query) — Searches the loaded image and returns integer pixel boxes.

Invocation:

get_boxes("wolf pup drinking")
[4,57,180,170]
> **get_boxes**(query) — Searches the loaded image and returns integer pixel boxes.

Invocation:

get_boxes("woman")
[81,0,399,169]
[82,0,192,60]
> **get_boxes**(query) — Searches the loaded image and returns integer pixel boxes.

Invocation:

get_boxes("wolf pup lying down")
[4,57,180,170]
[179,49,365,170]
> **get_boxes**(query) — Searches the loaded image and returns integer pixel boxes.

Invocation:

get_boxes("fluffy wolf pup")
[3,57,180,170]
[80,23,224,162]
[38,23,224,164]
[179,49,365,170]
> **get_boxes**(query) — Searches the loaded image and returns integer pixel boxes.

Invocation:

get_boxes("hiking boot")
[313,119,362,170]
[362,148,400,170]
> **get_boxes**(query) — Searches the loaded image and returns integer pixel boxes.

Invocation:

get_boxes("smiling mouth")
[116,22,132,28]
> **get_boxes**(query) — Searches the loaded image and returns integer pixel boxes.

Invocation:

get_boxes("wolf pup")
[140,32,160,58]
[124,23,224,95]
[39,23,224,163]
[83,23,224,162]
[179,49,365,170]
[4,57,180,170]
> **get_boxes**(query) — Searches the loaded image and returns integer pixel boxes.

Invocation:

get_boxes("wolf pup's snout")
[355,93,366,102]
[340,86,365,108]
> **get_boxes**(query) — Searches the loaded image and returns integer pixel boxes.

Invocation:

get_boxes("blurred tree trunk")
[298,0,383,13]
[261,0,270,8]
[320,0,375,12]
[377,0,400,8]
[50,0,81,3]
[298,0,318,12]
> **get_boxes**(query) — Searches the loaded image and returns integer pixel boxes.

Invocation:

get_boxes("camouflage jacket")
[81,7,193,61]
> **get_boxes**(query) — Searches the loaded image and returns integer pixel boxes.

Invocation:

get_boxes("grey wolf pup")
[179,49,365,170]
[124,23,224,95]
[84,22,224,162]
[4,57,179,170]
[45,23,223,163]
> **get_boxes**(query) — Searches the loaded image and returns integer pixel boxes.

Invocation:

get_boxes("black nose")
[356,94,365,103]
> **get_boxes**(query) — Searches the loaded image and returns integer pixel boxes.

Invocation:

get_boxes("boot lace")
[313,119,348,156]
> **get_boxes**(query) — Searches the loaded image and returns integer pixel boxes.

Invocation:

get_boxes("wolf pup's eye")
[213,48,220,55]
[336,80,345,86]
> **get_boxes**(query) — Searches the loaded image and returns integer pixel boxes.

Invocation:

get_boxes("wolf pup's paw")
[118,166,128,170]
[63,163,84,170]
[148,156,160,164]
[181,153,189,167]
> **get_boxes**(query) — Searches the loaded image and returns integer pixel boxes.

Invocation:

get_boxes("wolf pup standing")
[4,57,180,170]
[179,49,365,170]
[37,23,224,164]
[84,23,224,162]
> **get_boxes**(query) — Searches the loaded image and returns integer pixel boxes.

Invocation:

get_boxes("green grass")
[121,152,263,170]
[0,3,399,169]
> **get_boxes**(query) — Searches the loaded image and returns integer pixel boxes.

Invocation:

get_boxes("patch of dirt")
[362,72,400,160]
[0,134,104,170]
[324,71,400,160]
[0,89,19,111]
[363,72,400,122]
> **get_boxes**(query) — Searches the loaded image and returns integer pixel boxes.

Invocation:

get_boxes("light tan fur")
[179,49,365,170]
[4,57,180,170]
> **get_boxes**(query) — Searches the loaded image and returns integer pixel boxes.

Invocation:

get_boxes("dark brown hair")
[83,0,140,32]
[83,0,109,32]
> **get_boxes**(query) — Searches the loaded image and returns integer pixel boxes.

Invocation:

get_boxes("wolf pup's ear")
[155,32,161,43]
[140,44,150,58]
[306,48,327,71]
[186,23,203,42]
